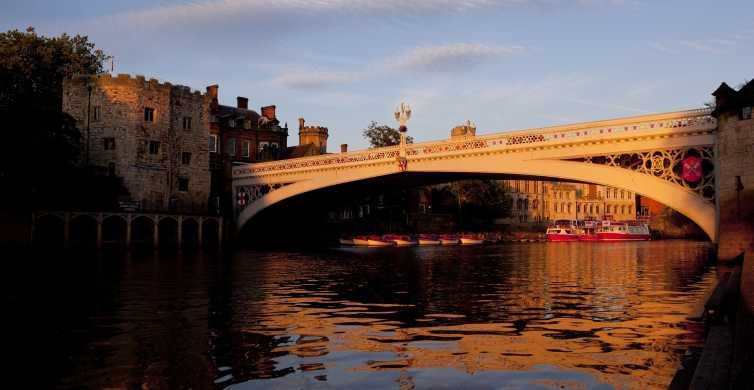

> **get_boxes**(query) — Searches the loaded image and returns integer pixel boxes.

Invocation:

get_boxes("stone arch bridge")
[233,109,718,240]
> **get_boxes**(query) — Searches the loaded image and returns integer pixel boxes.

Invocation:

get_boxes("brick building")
[205,85,289,213]
[62,74,210,213]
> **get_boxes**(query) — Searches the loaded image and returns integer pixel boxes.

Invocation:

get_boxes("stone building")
[288,118,329,157]
[62,74,210,213]
[712,80,754,259]
[500,179,637,223]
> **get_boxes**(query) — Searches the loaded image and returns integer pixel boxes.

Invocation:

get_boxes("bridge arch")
[236,157,715,240]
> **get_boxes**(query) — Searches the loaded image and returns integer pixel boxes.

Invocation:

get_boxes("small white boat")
[384,234,417,246]
[417,234,441,245]
[352,236,370,246]
[339,238,354,246]
[460,235,484,245]
[439,234,460,245]
[367,235,394,247]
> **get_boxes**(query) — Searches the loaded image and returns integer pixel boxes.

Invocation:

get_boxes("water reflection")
[217,241,713,389]
[21,241,714,389]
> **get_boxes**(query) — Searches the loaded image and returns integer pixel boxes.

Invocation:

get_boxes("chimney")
[298,117,305,130]
[206,84,219,110]
[261,105,276,119]
[340,144,348,153]
[236,96,248,109]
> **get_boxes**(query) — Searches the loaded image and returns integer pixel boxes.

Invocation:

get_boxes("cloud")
[272,43,526,89]
[271,69,359,89]
[389,43,525,71]
[679,40,715,52]
[648,42,675,54]
[89,0,624,26]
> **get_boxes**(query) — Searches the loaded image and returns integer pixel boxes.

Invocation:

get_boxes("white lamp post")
[394,102,411,160]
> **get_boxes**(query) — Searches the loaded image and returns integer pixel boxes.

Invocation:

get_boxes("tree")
[0,27,110,211]
[362,121,414,148]
[448,180,511,229]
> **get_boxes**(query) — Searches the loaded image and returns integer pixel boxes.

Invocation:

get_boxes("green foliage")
[0,27,111,211]
[362,121,414,148]
[448,180,512,229]
[0,27,109,109]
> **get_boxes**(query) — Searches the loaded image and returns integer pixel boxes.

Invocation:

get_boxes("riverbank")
[669,250,754,389]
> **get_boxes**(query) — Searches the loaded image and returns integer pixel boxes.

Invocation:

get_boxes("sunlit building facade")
[500,180,637,223]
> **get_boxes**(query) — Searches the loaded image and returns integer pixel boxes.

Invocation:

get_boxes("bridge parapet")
[233,108,715,181]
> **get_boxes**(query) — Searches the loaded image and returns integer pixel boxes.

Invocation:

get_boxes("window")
[741,106,752,120]
[209,134,218,153]
[181,152,192,165]
[228,119,236,128]
[183,116,192,130]
[241,141,250,158]
[92,105,101,121]
[144,107,155,122]
[148,141,160,155]
[178,177,189,192]
[606,205,611,214]
[258,141,269,153]
[225,137,236,156]
[103,137,116,150]
[628,206,633,215]
[244,120,251,130]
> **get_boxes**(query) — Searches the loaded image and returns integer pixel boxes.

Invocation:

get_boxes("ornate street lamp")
[394,102,411,170]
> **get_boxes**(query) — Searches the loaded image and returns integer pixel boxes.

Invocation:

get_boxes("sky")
[2,0,753,149]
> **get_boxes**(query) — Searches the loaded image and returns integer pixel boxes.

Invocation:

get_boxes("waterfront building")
[62,74,211,213]
[500,180,637,223]
[205,85,289,214]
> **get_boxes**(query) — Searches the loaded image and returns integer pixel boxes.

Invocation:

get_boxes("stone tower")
[298,118,329,154]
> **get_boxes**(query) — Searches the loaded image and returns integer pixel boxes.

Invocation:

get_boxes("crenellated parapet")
[66,73,206,97]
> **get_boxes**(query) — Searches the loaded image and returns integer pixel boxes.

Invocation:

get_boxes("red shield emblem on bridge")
[681,156,703,183]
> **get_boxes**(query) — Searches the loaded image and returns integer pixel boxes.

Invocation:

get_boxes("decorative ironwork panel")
[235,183,292,213]
[568,147,715,203]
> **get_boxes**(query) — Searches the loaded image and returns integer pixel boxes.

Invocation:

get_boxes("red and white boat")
[366,235,393,247]
[352,236,370,246]
[417,234,441,245]
[545,227,581,242]
[439,234,460,245]
[596,221,650,241]
[459,234,484,245]
[384,234,417,246]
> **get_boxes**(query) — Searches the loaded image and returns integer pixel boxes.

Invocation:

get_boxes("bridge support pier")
[713,89,754,261]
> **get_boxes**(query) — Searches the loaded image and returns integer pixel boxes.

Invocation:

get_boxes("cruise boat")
[459,234,484,245]
[384,234,417,246]
[439,234,460,245]
[545,226,580,242]
[367,235,394,247]
[417,234,441,245]
[578,220,600,241]
[352,236,370,246]
[596,221,650,241]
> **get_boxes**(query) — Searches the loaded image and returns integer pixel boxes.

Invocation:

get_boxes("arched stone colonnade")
[31,211,223,249]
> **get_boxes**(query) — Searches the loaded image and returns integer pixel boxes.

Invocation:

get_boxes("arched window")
[517,198,523,210]
[524,198,529,210]
[621,205,626,214]
[532,199,539,209]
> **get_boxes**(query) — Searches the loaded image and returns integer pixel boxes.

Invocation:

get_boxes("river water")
[3,241,717,389]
